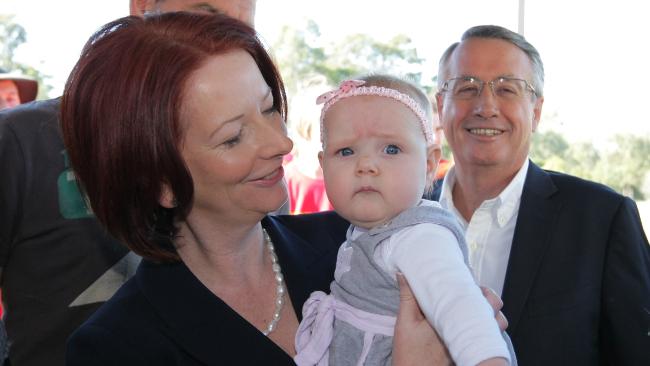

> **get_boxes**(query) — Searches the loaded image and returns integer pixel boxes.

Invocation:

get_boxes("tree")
[530,130,570,167]
[531,130,650,200]
[0,15,52,99]
[592,135,650,199]
[271,20,424,95]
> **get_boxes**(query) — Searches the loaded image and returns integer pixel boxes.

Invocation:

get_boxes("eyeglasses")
[440,76,537,101]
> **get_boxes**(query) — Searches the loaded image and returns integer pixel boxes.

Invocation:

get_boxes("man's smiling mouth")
[468,128,503,136]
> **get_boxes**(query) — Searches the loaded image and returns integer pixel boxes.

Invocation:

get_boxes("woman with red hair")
[60,12,478,365]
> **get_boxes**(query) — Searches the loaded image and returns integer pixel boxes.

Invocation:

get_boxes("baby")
[294,75,515,366]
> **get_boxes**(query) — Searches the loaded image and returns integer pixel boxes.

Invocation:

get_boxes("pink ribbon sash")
[294,291,396,366]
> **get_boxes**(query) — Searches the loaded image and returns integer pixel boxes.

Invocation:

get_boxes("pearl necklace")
[262,229,285,336]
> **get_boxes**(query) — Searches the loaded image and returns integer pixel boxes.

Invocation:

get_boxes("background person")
[284,78,333,214]
[62,12,457,365]
[433,24,650,365]
[0,2,257,366]
[0,68,37,110]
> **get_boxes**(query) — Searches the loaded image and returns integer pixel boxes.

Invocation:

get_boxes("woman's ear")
[159,183,176,209]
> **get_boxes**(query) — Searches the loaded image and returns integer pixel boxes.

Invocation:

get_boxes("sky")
[3,0,649,147]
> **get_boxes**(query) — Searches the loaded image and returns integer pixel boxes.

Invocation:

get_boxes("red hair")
[61,12,287,262]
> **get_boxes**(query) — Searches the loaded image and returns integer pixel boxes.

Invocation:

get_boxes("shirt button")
[469,241,478,251]
[498,214,507,226]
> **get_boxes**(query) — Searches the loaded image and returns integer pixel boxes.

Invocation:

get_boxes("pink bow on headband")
[316,80,365,105]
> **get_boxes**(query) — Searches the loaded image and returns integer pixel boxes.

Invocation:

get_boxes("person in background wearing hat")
[0,68,37,110]
[0,67,37,366]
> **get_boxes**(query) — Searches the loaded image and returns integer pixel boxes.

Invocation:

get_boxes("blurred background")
[2,0,648,227]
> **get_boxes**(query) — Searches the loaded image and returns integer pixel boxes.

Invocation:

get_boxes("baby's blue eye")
[384,144,401,155]
[337,147,354,156]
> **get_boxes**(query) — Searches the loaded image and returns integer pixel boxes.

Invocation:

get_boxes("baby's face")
[319,95,436,229]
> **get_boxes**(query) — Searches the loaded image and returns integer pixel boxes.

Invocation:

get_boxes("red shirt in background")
[284,160,333,215]
[436,158,452,181]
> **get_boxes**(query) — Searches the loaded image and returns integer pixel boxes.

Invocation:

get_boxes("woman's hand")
[392,273,452,366]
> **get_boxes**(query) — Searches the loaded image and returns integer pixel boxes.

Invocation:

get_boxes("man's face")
[131,0,256,26]
[436,38,543,177]
[0,80,21,110]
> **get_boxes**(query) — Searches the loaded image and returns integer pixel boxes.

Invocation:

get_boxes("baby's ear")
[159,183,176,209]
[426,145,442,182]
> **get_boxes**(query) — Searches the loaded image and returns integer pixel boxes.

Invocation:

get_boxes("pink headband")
[316,79,438,147]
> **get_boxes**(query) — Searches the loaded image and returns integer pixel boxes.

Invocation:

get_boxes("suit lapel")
[502,162,562,333]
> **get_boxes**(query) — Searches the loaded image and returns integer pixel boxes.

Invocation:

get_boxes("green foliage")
[0,15,52,99]
[0,15,27,65]
[271,20,424,95]
[592,135,650,198]
[529,130,569,165]
[531,131,650,199]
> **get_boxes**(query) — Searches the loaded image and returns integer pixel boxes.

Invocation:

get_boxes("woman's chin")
[268,196,289,214]
[259,191,288,215]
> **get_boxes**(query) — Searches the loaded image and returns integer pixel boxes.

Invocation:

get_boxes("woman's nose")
[259,117,293,159]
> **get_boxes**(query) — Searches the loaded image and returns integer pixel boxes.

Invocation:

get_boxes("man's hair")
[61,12,286,262]
[438,25,544,97]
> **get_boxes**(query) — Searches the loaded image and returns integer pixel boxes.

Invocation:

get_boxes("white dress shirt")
[439,160,529,296]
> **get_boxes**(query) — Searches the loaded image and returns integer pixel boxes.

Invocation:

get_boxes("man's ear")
[532,95,544,132]
[159,183,176,209]
[426,145,442,183]
[130,0,155,17]
[318,151,324,170]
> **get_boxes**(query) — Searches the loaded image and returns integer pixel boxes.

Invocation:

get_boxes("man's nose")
[473,84,499,119]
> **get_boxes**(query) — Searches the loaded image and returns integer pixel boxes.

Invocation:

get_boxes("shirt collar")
[439,159,530,228]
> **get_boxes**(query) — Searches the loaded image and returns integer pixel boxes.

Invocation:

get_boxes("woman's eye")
[337,147,353,156]
[263,105,278,115]
[384,144,401,155]
[222,134,241,148]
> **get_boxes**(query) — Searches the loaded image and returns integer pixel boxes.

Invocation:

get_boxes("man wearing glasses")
[433,25,650,365]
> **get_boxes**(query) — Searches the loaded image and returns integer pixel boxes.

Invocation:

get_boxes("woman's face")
[178,50,292,223]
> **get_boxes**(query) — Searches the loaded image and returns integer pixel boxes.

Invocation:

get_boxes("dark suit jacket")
[434,161,650,365]
[66,213,348,366]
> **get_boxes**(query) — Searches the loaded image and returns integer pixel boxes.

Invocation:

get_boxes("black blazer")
[435,161,650,365]
[66,212,349,366]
